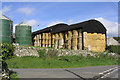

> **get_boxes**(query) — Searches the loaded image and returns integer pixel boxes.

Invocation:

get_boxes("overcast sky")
[1,2,118,37]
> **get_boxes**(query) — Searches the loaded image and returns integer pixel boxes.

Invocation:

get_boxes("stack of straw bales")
[67,31,72,49]
[48,33,51,47]
[78,29,82,50]
[59,33,64,48]
[52,34,55,48]
[72,30,78,50]
[42,33,46,47]
[55,33,59,49]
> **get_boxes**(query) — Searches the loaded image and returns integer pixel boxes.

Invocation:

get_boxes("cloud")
[26,19,37,26]
[47,20,64,27]
[17,7,35,15]
[0,5,11,15]
[67,19,74,24]
[95,18,118,37]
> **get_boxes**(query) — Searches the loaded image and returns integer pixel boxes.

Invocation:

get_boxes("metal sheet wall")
[15,25,32,45]
[0,19,11,43]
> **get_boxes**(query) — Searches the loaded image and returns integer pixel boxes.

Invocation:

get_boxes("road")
[11,65,119,79]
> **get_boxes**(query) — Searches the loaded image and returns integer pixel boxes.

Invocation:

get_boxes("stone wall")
[14,47,113,57]
[14,47,39,57]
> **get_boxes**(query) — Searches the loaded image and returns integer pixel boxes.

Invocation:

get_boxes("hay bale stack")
[83,32,88,50]
[78,29,82,50]
[67,31,72,49]
[59,33,64,48]
[52,34,55,48]
[36,35,40,46]
[86,33,106,52]
[55,33,59,49]
[34,36,37,46]
[45,33,49,47]
[64,32,68,48]
[48,33,51,47]
[72,30,78,50]
[39,34,42,47]
[42,33,45,47]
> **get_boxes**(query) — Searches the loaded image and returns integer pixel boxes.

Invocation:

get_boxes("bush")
[37,49,46,58]
[9,70,19,80]
[37,49,58,59]
[107,45,120,55]
[1,43,14,61]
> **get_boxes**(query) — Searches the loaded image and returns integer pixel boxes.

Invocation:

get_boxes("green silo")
[15,22,32,45]
[0,15,13,43]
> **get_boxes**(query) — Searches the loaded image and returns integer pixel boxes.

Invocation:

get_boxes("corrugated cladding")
[32,19,106,36]
[0,15,13,43]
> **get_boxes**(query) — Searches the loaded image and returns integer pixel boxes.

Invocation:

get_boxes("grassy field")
[6,55,118,69]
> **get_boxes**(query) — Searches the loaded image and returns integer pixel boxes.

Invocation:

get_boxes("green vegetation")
[38,49,58,58]
[6,54,118,68]
[107,45,120,55]
[1,43,14,61]
[1,43,15,80]
[9,70,19,80]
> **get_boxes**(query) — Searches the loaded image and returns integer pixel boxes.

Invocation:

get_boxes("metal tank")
[0,15,13,43]
[15,22,32,45]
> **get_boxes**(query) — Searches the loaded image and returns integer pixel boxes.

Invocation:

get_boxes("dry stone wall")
[14,47,115,58]
[14,47,39,57]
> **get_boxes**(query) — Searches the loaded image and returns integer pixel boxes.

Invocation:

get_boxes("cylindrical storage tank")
[15,22,32,45]
[0,15,13,43]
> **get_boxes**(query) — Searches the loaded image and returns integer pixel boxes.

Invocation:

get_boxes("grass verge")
[6,55,118,69]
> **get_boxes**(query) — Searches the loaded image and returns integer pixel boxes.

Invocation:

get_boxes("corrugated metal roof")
[0,15,12,21]
[16,22,31,26]
[32,19,107,36]
[70,19,107,34]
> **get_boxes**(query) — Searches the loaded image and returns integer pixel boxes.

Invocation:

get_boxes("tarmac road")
[99,67,119,79]
[11,65,118,79]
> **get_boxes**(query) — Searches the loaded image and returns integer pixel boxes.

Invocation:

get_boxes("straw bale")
[58,33,64,48]
[42,39,45,44]
[37,40,40,46]
[59,33,63,38]
[34,41,37,46]
[39,34,41,39]
[52,34,55,44]
[68,31,72,39]
[48,33,51,39]
[67,31,72,49]
[46,33,49,40]
[55,33,59,40]
[72,30,78,50]
[34,36,37,41]
[42,33,46,39]
[85,32,106,52]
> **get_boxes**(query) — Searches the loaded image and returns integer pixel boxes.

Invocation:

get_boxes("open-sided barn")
[32,19,107,52]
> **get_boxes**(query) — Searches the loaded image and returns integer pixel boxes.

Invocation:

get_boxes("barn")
[32,19,107,52]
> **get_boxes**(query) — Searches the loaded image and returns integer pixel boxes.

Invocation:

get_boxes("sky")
[0,2,118,37]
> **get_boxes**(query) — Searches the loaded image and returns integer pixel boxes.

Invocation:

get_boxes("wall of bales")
[83,32,106,52]
[33,30,106,52]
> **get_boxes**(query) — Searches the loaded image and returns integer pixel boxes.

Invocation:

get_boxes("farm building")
[32,19,107,52]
